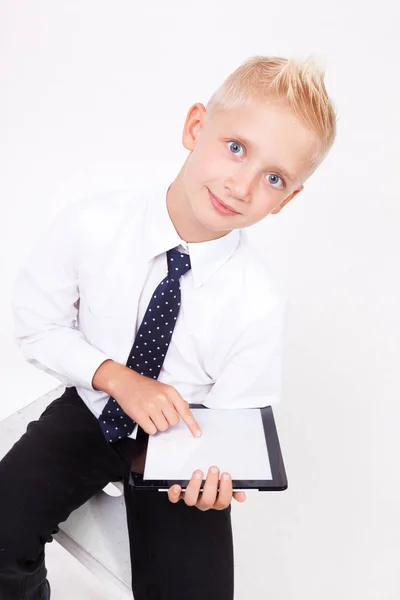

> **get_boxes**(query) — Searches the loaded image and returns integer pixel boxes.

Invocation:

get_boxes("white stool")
[0,386,132,596]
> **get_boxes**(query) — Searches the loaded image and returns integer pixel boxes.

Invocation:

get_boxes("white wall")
[1,1,399,599]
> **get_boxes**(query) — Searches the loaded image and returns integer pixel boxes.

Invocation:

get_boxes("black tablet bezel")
[128,405,288,492]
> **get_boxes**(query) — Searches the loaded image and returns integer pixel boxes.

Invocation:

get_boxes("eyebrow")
[231,134,297,183]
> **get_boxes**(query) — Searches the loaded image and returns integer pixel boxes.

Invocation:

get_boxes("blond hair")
[205,55,337,169]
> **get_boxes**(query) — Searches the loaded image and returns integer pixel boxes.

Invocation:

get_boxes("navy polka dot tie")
[98,248,192,443]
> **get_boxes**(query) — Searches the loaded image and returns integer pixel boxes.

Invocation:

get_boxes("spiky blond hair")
[205,55,337,170]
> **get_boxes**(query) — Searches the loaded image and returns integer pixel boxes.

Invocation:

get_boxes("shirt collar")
[143,181,241,288]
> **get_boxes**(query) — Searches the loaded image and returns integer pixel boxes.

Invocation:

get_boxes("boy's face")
[177,100,321,234]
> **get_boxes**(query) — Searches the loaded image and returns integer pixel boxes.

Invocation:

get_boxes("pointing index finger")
[174,398,202,437]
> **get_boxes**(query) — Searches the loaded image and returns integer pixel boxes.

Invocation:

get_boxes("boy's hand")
[167,466,247,510]
[93,360,202,438]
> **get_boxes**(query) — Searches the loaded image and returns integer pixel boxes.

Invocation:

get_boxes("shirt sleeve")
[11,201,113,391]
[203,294,286,409]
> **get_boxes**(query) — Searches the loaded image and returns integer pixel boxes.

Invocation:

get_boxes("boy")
[0,55,337,600]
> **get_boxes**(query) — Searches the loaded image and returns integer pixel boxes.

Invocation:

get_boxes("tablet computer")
[128,405,288,492]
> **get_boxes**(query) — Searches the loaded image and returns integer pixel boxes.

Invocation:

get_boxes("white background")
[1,1,399,599]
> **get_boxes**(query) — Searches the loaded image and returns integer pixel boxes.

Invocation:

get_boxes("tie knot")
[167,248,191,279]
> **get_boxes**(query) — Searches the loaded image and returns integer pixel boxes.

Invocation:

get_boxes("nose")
[225,167,255,202]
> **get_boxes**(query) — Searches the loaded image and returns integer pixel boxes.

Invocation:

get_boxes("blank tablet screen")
[143,408,272,481]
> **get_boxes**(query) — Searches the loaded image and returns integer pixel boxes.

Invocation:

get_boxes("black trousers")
[0,386,234,600]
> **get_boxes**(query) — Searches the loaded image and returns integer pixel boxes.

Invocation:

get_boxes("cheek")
[187,143,222,182]
[251,196,278,221]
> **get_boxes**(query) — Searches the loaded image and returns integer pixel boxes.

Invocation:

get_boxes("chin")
[198,211,236,233]
[187,189,235,233]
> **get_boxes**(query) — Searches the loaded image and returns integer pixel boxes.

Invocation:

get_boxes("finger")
[197,466,219,510]
[172,393,202,438]
[161,403,180,427]
[182,470,204,507]
[168,484,182,503]
[147,404,169,432]
[233,491,247,503]
[213,472,233,510]
[137,414,158,436]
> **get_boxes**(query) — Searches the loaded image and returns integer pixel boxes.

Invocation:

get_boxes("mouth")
[207,189,241,216]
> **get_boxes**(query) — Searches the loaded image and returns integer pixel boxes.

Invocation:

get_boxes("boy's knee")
[0,536,19,571]
[0,533,45,573]
[0,507,47,572]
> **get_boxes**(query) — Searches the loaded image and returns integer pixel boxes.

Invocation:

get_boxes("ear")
[271,185,304,214]
[182,103,207,151]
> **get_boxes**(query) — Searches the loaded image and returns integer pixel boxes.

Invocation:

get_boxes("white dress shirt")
[11,181,286,440]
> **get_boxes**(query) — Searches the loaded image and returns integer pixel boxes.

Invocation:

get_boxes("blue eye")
[227,141,244,156]
[267,174,284,188]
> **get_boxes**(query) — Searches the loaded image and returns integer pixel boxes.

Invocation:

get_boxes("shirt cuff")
[60,338,114,391]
